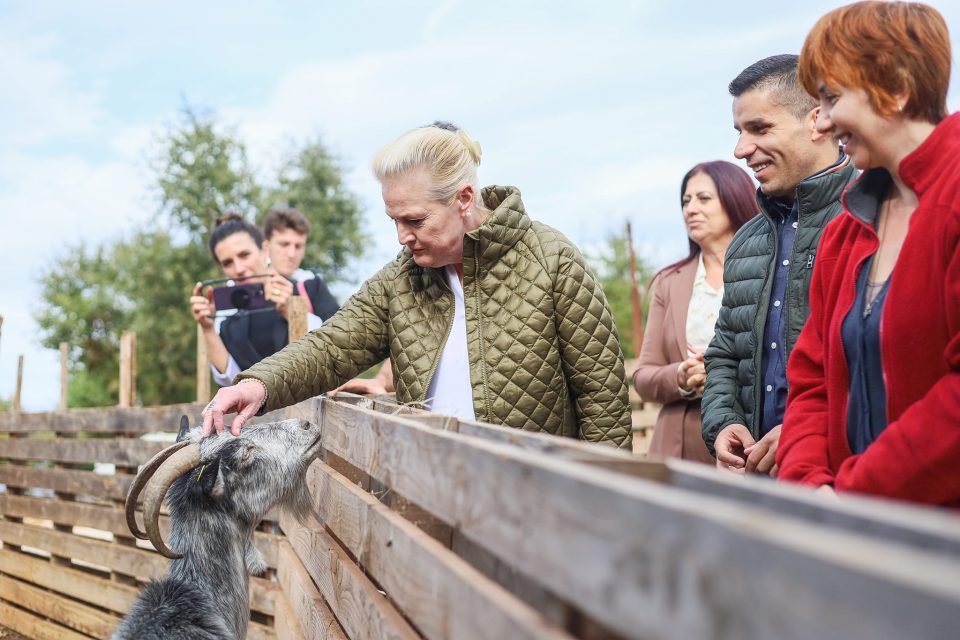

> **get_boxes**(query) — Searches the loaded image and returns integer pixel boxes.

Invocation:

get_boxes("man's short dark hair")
[729,54,817,119]
[263,208,310,239]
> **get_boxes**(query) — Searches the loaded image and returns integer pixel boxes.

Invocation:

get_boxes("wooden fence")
[1,396,960,639]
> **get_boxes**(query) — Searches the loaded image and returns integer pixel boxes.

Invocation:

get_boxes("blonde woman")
[200,122,633,449]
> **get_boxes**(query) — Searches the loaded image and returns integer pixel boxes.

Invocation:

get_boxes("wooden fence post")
[119,331,136,407]
[59,342,69,411]
[13,354,23,412]
[197,325,210,403]
[288,296,308,342]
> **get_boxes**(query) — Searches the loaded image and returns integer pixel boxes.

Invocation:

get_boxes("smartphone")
[212,283,269,311]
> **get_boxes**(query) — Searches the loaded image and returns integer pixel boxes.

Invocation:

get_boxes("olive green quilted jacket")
[238,186,632,449]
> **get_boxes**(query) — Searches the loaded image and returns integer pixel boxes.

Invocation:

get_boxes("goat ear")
[176,415,191,443]
[197,457,223,497]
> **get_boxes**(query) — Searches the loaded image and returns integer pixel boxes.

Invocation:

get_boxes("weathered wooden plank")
[0,494,280,567]
[0,492,168,538]
[308,398,960,640]
[665,458,960,555]
[0,573,121,638]
[276,541,347,640]
[0,600,93,640]
[273,588,308,640]
[342,395,633,464]
[248,622,278,640]
[280,515,420,640]
[0,402,206,433]
[303,460,573,640]
[0,547,138,613]
[0,465,133,501]
[0,437,167,465]
[0,519,165,578]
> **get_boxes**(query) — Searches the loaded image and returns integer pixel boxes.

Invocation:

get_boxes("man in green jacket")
[201,123,632,449]
[701,54,857,473]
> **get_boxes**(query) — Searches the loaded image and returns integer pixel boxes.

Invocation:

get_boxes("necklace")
[863,196,891,318]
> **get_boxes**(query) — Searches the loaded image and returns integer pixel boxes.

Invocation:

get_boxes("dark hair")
[208,213,263,261]
[263,208,310,239]
[656,161,757,276]
[729,54,816,119]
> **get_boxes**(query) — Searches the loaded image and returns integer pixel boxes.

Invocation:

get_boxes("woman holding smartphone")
[189,213,338,387]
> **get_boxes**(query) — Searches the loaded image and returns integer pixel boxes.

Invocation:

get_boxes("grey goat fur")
[112,416,321,640]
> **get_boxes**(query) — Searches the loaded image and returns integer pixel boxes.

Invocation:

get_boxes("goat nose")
[298,419,311,430]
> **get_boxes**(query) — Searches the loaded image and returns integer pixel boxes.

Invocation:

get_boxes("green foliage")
[153,106,262,237]
[35,243,129,406]
[35,107,367,407]
[586,229,654,360]
[263,139,368,283]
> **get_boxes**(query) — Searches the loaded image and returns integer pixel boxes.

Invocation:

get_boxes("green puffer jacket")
[701,159,857,455]
[238,186,633,449]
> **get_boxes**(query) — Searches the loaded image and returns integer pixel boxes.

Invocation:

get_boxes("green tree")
[586,228,655,360]
[35,107,367,407]
[154,106,262,237]
[35,243,130,406]
[263,138,368,283]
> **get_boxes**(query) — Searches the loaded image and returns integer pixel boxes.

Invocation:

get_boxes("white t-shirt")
[424,266,477,420]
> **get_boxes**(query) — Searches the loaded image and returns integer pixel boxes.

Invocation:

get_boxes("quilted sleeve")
[552,240,633,449]
[236,264,393,412]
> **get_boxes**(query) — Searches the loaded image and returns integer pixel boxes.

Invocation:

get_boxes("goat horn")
[142,443,202,559]
[125,441,193,539]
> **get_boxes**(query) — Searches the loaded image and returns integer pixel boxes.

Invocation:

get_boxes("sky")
[1,0,959,411]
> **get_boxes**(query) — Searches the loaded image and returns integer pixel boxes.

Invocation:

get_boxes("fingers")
[231,404,258,436]
[193,282,202,297]
[769,463,779,479]
[714,424,754,471]
[745,440,774,474]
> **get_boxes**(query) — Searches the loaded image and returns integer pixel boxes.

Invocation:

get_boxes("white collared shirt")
[685,254,724,354]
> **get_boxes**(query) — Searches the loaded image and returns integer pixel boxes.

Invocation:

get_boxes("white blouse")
[424,266,477,420]
[685,255,724,355]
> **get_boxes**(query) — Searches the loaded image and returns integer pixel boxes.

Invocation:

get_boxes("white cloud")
[0,35,103,146]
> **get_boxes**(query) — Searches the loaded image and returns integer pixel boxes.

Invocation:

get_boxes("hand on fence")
[201,379,267,437]
[714,423,755,473]
[190,282,216,329]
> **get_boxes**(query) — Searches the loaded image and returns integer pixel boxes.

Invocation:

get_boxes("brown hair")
[798,1,951,124]
[263,208,310,239]
[209,212,263,261]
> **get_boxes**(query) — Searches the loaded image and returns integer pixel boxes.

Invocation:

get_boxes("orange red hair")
[798,1,951,124]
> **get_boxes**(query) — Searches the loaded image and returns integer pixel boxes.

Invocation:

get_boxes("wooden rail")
[2,396,960,639]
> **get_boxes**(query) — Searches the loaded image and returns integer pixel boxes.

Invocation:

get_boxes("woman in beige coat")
[634,161,756,462]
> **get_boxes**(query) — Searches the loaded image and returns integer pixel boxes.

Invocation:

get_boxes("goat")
[112,415,321,640]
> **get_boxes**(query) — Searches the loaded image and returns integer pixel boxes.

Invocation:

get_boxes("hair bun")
[456,128,482,166]
[214,211,244,227]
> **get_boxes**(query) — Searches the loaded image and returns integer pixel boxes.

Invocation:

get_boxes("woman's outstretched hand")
[201,379,267,436]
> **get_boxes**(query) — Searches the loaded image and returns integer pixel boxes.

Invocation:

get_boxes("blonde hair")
[371,124,484,205]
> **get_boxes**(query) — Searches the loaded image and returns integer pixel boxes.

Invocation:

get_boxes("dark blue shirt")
[758,198,797,436]
[842,255,890,454]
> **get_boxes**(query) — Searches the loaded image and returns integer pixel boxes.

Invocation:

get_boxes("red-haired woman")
[634,161,757,462]
[778,1,960,504]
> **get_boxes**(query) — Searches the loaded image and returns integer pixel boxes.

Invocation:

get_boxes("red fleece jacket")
[777,112,960,506]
